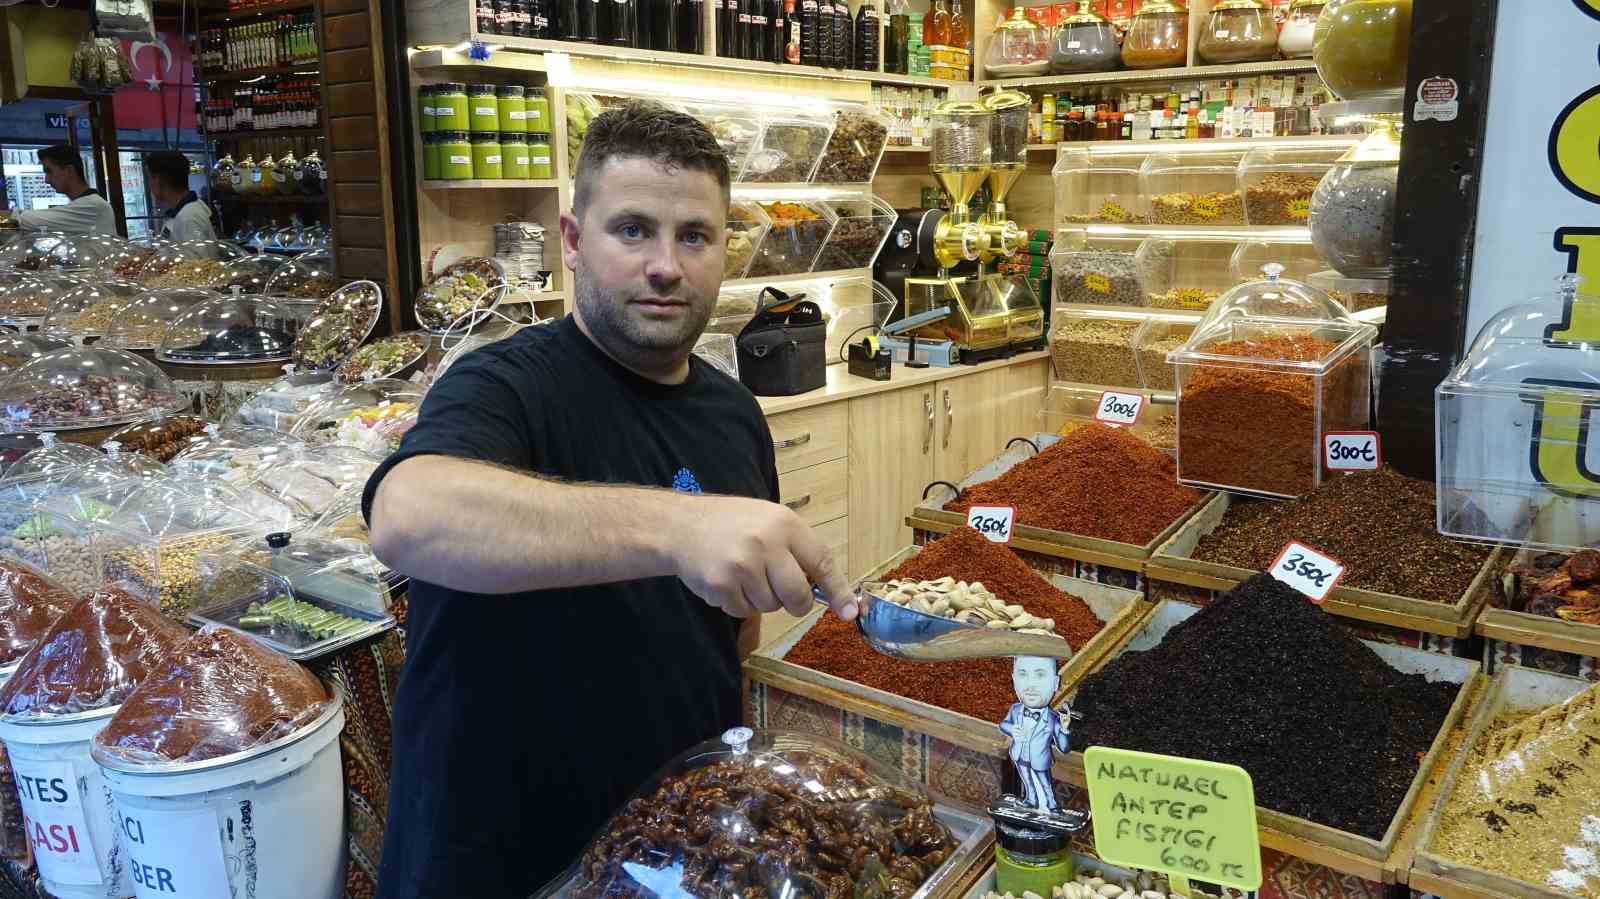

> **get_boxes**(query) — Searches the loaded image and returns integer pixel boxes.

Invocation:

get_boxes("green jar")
[434,83,469,131]
[418,85,436,134]
[468,84,499,133]
[423,133,443,180]
[525,87,552,135]
[472,132,503,180]
[993,825,1072,898]
[527,137,554,179]
[501,133,530,179]
[439,131,473,180]
[497,84,526,133]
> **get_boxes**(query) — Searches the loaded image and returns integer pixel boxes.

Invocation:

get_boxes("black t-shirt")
[362,316,778,899]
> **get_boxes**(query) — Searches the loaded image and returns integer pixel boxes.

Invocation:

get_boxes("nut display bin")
[0,274,86,327]
[1139,233,1252,312]
[1049,228,1145,307]
[1054,146,1147,225]
[0,233,67,272]
[724,201,771,281]
[136,240,249,289]
[812,196,896,271]
[102,287,221,352]
[0,347,191,435]
[1306,270,1391,313]
[813,110,890,184]
[746,200,837,277]
[739,112,835,184]
[1141,147,1251,226]
[680,101,762,181]
[38,235,130,274]
[1230,234,1328,287]
[1041,383,1177,450]
[39,280,144,342]
[261,248,342,300]
[1173,317,1376,498]
[1238,141,1352,226]
[94,490,262,618]
[1048,307,1149,389]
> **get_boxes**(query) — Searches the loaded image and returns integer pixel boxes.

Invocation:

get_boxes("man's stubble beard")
[572,260,716,371]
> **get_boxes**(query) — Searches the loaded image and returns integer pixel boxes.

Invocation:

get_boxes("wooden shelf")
[978,59,1318,90]
[421,179,561,190]
[723,268,872,289]
[411,48,549,74]
[197,64,320,85]
[201,1,315,24]
[204,126,325,140]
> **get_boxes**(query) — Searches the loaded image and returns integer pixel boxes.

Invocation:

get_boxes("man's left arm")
[1052,710,1071,752]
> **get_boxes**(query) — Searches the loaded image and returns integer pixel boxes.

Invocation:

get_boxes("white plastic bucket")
[0,705,129,899]
[93,689,346,899]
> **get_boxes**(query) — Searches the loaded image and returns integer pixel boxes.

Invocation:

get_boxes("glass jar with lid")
[417,84,436,135]
[1309,124,1400,278]
[525,87,551,135]
[438,132,473,180]
[527,136,554,179]
[1122,0,1188,69]
[433,83,469,130]
[500,133,530,179]
[1278,0,1324,58]
[422,133,442,180]
[495,84,525,133]
[1313,0,1412,101]
[467,84,499,133]
[1050,1,1121,74]
[298,150,327,195]
[233,155,256,195]
[274,149,301,195]
[212,154,237,194]
[982,6,1050,78]
[470,133,503,180]
[255,154,278,195]
[1197,0,1279,64]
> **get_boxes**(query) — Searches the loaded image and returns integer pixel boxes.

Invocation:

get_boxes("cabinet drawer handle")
[943,390,953,450]
[922,393,934,454]
[784,494,813,511]
[774,432,812,450]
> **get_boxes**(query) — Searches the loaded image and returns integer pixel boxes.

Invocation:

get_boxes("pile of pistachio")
[867,577,1060,636]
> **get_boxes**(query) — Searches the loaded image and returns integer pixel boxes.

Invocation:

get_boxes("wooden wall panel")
[323,11,370,50]
[334,182,384,216]
[324,47,373,83]
[328,82,377,118]
[338,246,390,279]
[328,114,379,148]
[336,214,388,248]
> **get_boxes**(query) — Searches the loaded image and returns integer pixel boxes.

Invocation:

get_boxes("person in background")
[13,145,116,236]
[145,150,217,243]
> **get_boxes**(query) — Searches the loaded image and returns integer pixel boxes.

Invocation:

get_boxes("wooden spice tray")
[744,546,1153,758]
[1146,492,1501,639]
[1410,665,1594,898]
[906,434,1213,572]
[1053,599,1484,884]
[1476,544,1600,660]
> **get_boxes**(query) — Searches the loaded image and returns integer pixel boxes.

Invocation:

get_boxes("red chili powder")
[783,528,1105,721]
[943,422,1204,546]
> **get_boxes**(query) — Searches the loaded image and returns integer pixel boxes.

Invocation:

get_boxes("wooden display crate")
[1146,492,1501,643]
[1410,665,1594,898]
[907,434,1211,585]
[745,546,1153,803]
[1478,544,1600,681]
[1053,599,1484,884]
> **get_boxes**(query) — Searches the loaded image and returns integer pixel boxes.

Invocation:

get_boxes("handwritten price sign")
[1324,431,1381,471]
[1096,391,1144,426]
[1270,541,1346,603]
[966,505,1015,543]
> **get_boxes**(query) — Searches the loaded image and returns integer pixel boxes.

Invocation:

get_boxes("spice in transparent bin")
[99,524,253,618]
[1051,248,1143,306]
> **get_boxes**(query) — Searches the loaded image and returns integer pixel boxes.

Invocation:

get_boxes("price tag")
[1270,541,1346,603]
[1084,746,1262,892]
[1084,273,1112,294]
[966,505,1015,543]
[1323,430,1381,471]
[1288,197,1312,221]
[1096,390,1143,426]
[13,758,101,885]
[1193,196,1221,218]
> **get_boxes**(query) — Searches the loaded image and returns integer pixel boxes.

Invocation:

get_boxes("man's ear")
[559,210,582,273]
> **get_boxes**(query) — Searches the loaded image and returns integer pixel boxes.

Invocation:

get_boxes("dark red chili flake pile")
[1074,574,1459,838]
[943,423,1204,546]
[784,528,1105,721]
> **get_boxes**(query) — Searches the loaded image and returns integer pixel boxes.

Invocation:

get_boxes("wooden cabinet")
[847,385,938,580]
[933,365,1014,484]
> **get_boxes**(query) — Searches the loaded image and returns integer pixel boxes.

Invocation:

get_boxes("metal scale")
[877,92,1046,364]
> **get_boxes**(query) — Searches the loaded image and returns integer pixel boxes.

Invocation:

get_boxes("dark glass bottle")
[730,0,747,56]
[715,0,728,54]
[676,0,702,51]
[832,0,849,66]
[514,0,534,37]
[816,0,833,67]
[637,0,656,47]
[799,0,818,64]
[854,0,877,70]
[886,0,908,73]
[602,0,634,44]
[768,0,784,62]
[747,0,766,60]
[784,0,800,62]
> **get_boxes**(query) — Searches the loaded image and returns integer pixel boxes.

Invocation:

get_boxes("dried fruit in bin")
[338,334,428,384]
[815,112,889,183]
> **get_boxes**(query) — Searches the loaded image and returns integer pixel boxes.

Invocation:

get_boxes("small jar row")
[423,133,555,181]
[420,83,553,136]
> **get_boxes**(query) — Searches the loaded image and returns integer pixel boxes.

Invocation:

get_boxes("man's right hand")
[671,494,856,622]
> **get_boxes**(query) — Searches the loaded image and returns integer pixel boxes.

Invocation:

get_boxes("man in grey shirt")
[13,145,116,236]
[146,151,217,243]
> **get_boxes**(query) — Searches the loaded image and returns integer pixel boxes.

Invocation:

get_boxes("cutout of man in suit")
[998,655,1071,813]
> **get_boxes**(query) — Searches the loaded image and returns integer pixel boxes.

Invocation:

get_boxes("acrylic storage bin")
[1140,147,1250,226]
[740,112,835,184]
[746,201,837,277]
[1307,270,1390,312]
[1048,306,1150,389]
[1238,140,1354,226]
[1050,228,1145,307]
[1230,234,1329,287]
[812,196,896,271]
[725,201,772,281]
[1054,146,1147,225]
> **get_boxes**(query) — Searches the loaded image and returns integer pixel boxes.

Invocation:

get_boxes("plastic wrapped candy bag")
[0,584,188,719]
[95,625,331,765]
[0,560,79,668]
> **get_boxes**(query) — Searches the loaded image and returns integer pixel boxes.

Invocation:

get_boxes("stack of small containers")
[419,82,555,182]
[998,228,1053,305]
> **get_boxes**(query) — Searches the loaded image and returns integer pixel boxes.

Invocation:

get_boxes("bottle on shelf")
[923,0,949,48]
[530,0,552,37]
[832,0,850,67]
[677,0,703,52]
[785,0,800,62]
[477,0,501,34]
[770,0,785,62]
[799,0,818,64]
[817,0,834,66]
[885,0,908,73]
[854,0,878,71]
[748,0,767,60]
[948,0,967,52]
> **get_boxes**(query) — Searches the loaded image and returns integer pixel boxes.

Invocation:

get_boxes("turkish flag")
[111,32,198,134]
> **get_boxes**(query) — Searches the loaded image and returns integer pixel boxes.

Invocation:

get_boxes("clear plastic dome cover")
[0,433,103,486]
[0,347,188,431]
[565,728,979,899]
[289,379,423,455]
[137,240,249,289]
[416,258,506,334]
[262,248,341,300]
[0,233,68,272]
[39,279,144,340]
[338,332,429,384]
[94,239,169,282]
[0,274,88,323]
[204,253,289,293]
[40,235,130,273]
[292,280,382,372]
[1194,263,1353,339]
[104,413,211,464]
[157,295,301,364]
[1438,276,1600,550]
[0,334,70,377]
[102,287,220,351]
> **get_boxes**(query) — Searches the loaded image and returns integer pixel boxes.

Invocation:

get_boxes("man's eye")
[620,224,643,239]
[683,231,708,246]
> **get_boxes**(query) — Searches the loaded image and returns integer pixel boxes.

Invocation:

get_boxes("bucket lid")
[92,684,342,777]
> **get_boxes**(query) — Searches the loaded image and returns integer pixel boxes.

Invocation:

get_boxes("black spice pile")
[1193,467,1491,603]
[1075,575,1458,838]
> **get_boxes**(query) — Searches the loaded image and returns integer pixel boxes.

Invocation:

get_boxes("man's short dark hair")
[37,145,84,179]
[572,100,730,217]
[144,151,193,193]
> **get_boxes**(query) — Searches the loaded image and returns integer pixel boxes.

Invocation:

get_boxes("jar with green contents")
[423,133,443,180]
[993,823,1073,897]
[434,83,469,130]
[468,84,500,133]
[418,84,437,134]
[525,87,552,135]
[439,131,473,180]
[496,84,526,133]
[472,132,503,180]
[527,136,554,179]
[501,133,530,179]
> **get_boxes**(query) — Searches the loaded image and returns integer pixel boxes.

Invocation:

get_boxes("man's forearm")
[369,454,686,594]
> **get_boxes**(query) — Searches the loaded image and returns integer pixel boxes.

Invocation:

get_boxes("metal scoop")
[813,584,1075,662]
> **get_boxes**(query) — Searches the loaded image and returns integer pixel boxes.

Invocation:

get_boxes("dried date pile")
[1075,574,1459,838]
[573,749,955,899]
[1194,468,1492,603]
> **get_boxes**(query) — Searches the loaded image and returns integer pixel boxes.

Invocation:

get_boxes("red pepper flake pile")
[943,422,1203,546]
[783,528,1105,721]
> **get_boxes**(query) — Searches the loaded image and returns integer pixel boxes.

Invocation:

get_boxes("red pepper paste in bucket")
[98,626,330,765]
[783,528,1104,721]
[0,560,79,668]
[943,423,1203,546]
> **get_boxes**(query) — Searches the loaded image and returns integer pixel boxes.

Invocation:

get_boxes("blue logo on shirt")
[672,468,703,494]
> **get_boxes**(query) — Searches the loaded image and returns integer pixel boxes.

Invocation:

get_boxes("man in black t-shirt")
[363,102,857,898]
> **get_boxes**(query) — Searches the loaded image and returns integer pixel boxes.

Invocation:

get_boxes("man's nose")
[644,237,684,284]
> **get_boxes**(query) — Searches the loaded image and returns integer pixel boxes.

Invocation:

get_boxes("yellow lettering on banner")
[1526,231,1600,497]
[1551,87,1600,203]
[1575,0,1600,21]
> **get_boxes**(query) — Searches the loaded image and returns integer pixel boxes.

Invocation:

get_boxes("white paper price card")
[966,505,1015,543]
[12,758,101,885]
[1270,542,1346,603]
[1095,391,1144,426]
[1324,431,1381,471]
[121,807,231,899]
